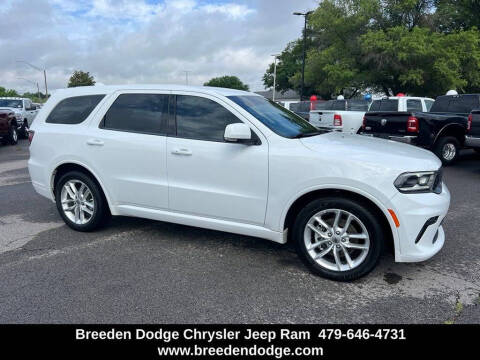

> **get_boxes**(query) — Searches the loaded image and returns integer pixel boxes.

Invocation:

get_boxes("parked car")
[0,109,18,145]
[466,109,480,153]
[0,97,38,138]
[361,93,480,165]
[28,85,450,281]
[309,98,370,134]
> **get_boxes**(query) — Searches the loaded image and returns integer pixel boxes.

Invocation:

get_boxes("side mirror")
[224,123,252,143]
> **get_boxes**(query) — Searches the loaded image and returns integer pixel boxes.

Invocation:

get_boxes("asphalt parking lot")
[0,140,479,324]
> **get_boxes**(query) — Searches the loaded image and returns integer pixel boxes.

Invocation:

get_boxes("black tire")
[7,124,18,145]
[433,136,460,166]
[292,197,384,281]
[55,171,109,232]
[20,120,29,139]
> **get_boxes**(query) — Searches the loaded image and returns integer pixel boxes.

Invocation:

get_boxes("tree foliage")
[263,0,480,98]
[204,75,249,91]
[0,87,20,97]
[68,70,96,88]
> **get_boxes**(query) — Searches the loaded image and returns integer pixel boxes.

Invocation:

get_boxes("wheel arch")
[282,188,395,253]
[51,161,114,214]
[434,123,466,146]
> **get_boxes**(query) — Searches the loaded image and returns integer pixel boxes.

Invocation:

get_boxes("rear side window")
[175,95,240,142]
[407,99,423,111]
[425,100,434,112]
[102,94,169,134]
[46,95,105,124]
[347,100,369,111]
[369,99,398,111]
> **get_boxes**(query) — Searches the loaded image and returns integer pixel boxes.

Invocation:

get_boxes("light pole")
[271,54,280,102]
[293,11,313,101]
[17,77,40,98]
[16,60,48,98]
[184,70,192,85]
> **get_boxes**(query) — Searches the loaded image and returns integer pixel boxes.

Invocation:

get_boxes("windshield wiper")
[292,131,323,139]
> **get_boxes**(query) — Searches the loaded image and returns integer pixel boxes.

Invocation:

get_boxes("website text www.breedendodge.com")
[75,327,407,358]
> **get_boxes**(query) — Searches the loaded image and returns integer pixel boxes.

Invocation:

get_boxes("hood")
[300,132,441,173]
[0,107,21,114]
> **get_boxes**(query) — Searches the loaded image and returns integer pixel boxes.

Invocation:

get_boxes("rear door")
[86,91,170,210]
[166,92,268,225]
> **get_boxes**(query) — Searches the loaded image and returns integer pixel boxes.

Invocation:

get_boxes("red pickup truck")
[0,109,18,145]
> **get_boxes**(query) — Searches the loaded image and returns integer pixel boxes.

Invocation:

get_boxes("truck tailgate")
[362,111,411,137]
[309,111,335,129]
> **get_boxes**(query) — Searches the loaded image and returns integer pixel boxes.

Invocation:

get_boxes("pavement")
[0,140,479,324]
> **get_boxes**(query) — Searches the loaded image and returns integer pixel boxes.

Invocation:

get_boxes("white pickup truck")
[310,96,435,134]
[0,97,38,138]
[309,98,370,134]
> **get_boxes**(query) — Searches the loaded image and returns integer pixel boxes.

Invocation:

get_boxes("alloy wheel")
[60,180,95,225]
[304,209,370,272]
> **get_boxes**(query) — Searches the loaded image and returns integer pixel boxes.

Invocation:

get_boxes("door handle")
[86,139,104,146]
[171,148,192,156]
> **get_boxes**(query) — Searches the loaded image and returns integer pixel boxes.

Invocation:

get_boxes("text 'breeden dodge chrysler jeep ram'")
[28,85,450,281]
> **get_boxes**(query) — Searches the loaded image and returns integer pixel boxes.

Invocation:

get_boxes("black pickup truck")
[465,109,480,153]
[360,94,480,165]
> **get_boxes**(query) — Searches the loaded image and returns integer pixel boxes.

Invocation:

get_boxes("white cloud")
[0,0,318,92]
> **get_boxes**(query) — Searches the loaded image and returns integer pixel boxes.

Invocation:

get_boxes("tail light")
[362,115,366,129]
[28,130,35,145]
[334,114,342,127]
[467,114,472,132]
[407,116,419,133]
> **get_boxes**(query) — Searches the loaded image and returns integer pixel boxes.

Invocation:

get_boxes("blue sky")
[0,0,317,92]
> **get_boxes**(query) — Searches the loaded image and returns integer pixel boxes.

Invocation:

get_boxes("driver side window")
[174,95,242,142]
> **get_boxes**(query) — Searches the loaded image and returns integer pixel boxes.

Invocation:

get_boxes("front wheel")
[292,197,384,281]
[55,171,109,232]
[433,136,460,165]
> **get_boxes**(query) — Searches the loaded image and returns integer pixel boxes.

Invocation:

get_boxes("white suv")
[28,85,450,281]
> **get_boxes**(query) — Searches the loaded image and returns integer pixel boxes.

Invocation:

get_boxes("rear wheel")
[55,171,109,231]
[7,124,18,145]
[293,197,384,281]
[434,136,460,166]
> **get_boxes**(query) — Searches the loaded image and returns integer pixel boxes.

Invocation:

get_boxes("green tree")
[204,76,249,91]
[68,70,96,88]
[0,87,20,97]
[435,0,480,32]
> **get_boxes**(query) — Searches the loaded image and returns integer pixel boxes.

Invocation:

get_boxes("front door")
[167,93,268,225]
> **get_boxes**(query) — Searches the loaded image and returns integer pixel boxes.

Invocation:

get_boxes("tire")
[433,136,460,166]
[292,197,384,281]
[20,120,29,139]
[55,171,109,232]
[7,124,18,145]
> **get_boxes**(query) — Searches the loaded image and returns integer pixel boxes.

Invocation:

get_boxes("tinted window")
[407,99,423,112]
[175,95,240,142]
[103,94,168,134]
[425,100,434,112]
[346,100,369,111]
[369,99,398,111]
[228,95,319,138]
[47,95,105,124]
[314,100,334,110]
[431,95,480,113]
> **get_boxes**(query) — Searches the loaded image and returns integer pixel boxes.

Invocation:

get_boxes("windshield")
[0,99,22,109]
[228,95,321,138]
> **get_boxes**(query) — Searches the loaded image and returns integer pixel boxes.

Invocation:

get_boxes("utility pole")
[293,11,313,101]
[184,71,191,85]
[16,60,48,98]
[271,54,280,102]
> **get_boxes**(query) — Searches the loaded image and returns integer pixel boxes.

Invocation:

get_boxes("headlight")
[394,170,442,194]
[14,112,22,119]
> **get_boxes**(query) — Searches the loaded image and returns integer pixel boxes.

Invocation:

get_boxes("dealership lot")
[0,140,479,323]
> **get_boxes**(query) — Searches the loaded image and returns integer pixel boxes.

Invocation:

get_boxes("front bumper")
[465,135,480,148]
[389,183,450,262]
